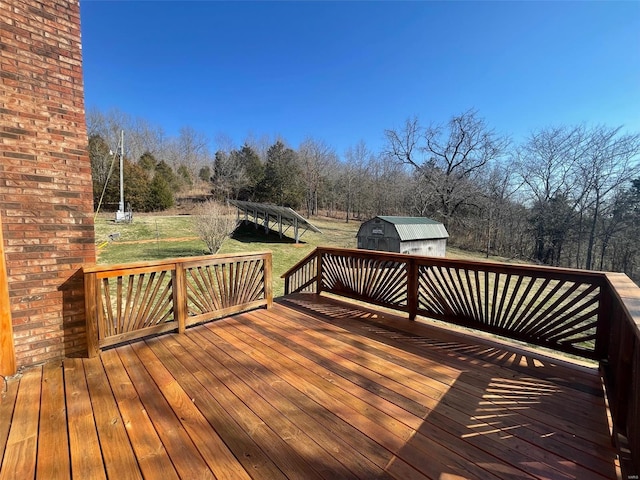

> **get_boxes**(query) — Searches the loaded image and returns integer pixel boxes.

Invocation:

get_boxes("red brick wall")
[0,0,95,368]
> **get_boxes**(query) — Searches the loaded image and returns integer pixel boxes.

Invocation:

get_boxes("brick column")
[0,0,96,368]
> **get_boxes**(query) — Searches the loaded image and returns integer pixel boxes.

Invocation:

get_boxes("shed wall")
[357,218,401,252]
[0,0,95,367]
[400,239,447,257]
[357,217,448,256]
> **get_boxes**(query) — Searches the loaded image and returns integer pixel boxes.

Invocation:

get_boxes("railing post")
[264,253,273,308]
[173,263,186,334]
[595,278,612,360]
[407,258,418,321]
[84,271,100,357]
[316,250,323,295]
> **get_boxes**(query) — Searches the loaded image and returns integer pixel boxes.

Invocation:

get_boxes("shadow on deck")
[0,294,618,479]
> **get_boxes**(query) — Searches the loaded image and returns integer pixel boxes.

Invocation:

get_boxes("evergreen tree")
[147,174,174,211]
[198,165,212,182]
[177,164,193,188]
[155,160,180,192]
[123,160,151,212]
[256,141,304,207]
[138,151,157,176]
[234,144,264,200]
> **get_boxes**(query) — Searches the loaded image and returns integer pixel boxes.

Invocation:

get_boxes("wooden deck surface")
[0,294,619,479]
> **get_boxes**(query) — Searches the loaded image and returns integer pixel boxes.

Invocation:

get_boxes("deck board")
[0,375,19,468]
[185,326,388,479]
[237,307,586,479]
[0,367,41,480]
[83,356,142,480]
[0,294,621,479]
[64,357,106,480]
[178,331,396,478]
[117,344,216,480]
[36,362,70,480]
[100,348,180,480]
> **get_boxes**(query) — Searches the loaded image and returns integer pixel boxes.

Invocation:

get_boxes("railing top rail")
[311,247,609,284]
[83,251,273,274]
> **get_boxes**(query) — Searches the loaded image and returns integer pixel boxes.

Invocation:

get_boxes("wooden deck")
[0,294,619,479]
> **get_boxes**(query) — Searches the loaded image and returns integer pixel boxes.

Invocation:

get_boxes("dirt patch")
[110,236,200,245]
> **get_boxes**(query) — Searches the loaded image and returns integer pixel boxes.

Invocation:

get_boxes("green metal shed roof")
[375,216,449,241]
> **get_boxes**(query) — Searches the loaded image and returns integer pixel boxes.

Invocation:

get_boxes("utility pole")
[118,129,124,214]
[115,130,131,222]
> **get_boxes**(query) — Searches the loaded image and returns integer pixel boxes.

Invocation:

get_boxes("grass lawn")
[95,213,360,297]
[94,212,521,297]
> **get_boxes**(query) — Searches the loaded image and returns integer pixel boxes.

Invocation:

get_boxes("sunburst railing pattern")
[415,262,603,357]
[84,252,272,355]
[282,247,608,358]
[320,252,409,310]
[98,267,174,340]
[182,254,270,326]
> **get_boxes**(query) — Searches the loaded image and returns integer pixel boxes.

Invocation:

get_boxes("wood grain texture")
[0,367,41,480]
[0,296,623,479]
[0,378,18,467]
[36,362,70,480]
[64,358,106,480]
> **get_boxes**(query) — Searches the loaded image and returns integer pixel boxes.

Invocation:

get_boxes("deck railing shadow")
[279,294,619,479]
[282,247,640,475]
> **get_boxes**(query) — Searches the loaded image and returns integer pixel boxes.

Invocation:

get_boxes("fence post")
[407,258,418,320]
[173,263,186,334]
[84,271,100,357]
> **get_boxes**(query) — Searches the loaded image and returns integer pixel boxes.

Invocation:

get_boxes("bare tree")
[515,126,589,265]
[175,126,211,185]
[86,107,167,163]
[298,138,337,217]
[193,200,237,254]
[366,154,409,216]
[579,126,640,269]
[516,125,640,268]
[343,141,371,222]
[385,109,507,228]
[479,161,523,258]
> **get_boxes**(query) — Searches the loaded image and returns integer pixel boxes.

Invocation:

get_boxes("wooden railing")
[285,247,609,358]
[84,252,272,356]
[602,273,640,474]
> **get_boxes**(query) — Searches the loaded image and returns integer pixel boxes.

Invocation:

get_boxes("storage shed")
[357,216,449,257]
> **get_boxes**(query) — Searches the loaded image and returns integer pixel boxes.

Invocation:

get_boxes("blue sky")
[80,1,640,156]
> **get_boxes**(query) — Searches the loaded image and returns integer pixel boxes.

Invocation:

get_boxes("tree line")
[87,108,640,281]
